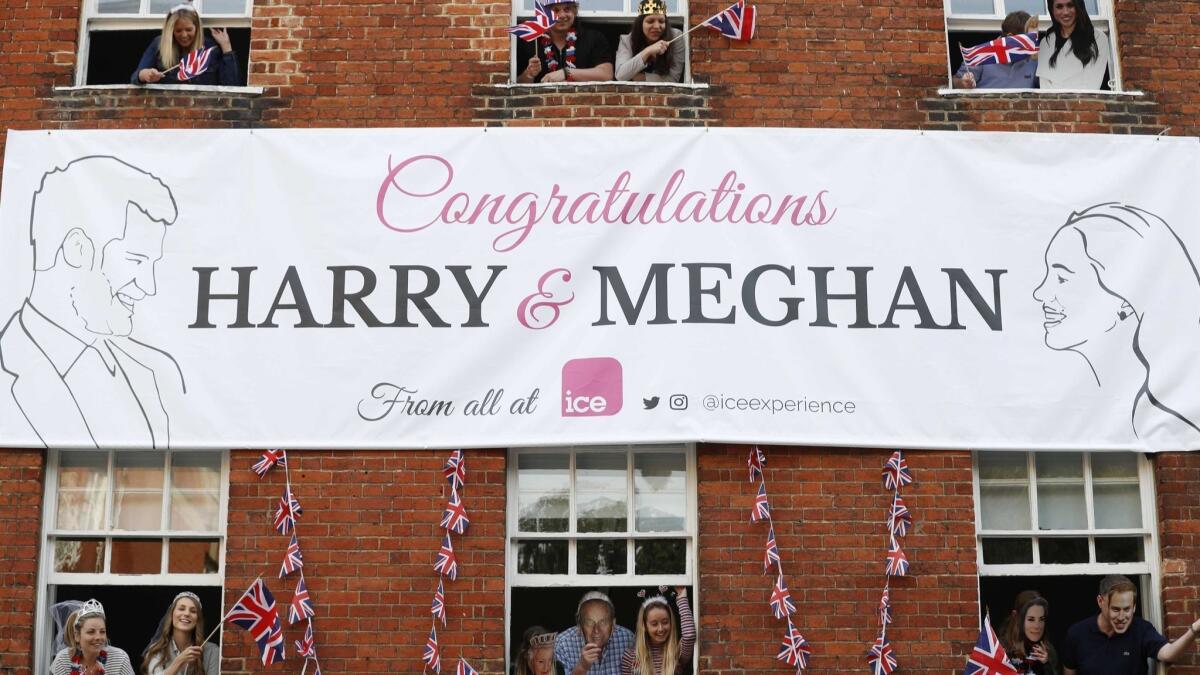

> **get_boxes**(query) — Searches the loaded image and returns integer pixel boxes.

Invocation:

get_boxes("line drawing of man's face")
[1032,229,1126,352]
[71,205,167,338]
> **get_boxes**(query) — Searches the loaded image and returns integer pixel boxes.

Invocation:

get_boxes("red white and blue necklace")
[540,30,577,72]
[70,649,107,675]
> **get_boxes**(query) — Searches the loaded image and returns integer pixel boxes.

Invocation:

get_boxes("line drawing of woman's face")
[1032,228,1127,352]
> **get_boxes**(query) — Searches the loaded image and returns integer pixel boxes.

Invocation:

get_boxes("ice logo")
[561,357,623,417]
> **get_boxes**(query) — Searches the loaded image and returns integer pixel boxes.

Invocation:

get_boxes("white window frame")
[34,449,229,675]
[505,444,698,670]
[942,0,1124,92]
[972,451,1161,627]
[74,0,253,86]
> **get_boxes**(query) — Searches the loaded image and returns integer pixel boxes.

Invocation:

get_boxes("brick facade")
[0,451,43,675]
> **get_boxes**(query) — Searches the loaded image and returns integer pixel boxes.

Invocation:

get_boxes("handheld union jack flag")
[294,619,316,658]
[882,451,913,491]
[964,613,1018,675]
[433,533,459,580]
[289,574,315,625]
[507,0,556,42]
[252,449,287,478]
[227,578,285,665]
[769,574,796,619]
[878,587,893,626]
[456,659,480,675]
[750,482,771,523]
[443,449,467,491]
[867,635,898,675]
[440,488,470,534]
[960,31,1038,67]
[764,527,780,573]
[431,578,447,625]
[776,620,811,670]
[177,46,216,81]
[885,535,909,576]
[748,446,766,483]
[280,533,304,578]
[274,486,302,535]
[423,625,442,673]
[702,0,756,41]
[889,493,912,538]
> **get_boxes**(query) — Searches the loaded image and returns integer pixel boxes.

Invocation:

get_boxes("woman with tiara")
[141,592,219,675]
[50,599,136,675]
[615,0,686,82]
[620,586,695,675]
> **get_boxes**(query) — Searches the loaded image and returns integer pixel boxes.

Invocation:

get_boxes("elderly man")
[1063,575,1200,675]
[0,155,184,448]
[516,0,614,84]
[554,591,633,675]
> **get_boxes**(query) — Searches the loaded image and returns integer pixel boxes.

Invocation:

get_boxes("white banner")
[1,128,1198,451]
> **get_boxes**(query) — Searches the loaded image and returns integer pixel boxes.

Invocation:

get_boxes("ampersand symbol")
[517,268,575,330]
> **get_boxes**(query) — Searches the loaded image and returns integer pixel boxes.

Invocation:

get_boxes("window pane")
[1093,484,1142,529]
[114,452,164,531]
[111,539,162,574]
[1036,452,1083,479]
[148,0,176,12]
[1037,485,1087,529]
[635,453,685,532]
[170,491,219,531]
[1095,537,1145,563]
[54,539,105,573]
[57,452,108,531]
[949,0,995,14]
[1003,0,1044,16]
[578,539,627,575]
[1092,453,1138,479]
[517,540,568,574]
[980,485,1030,530]
[518,454,570,533]
[96,0,140,13]
[635,539,686,574]
[578,495,628,533]
[1038,537,1088,564]
[202,0,247,12]
[168,539,220,573]
[981,537,1033,564]
[577,453,625,491]
[977,452,1027,480]
[170,452,221,531]
[577,453,627,533]
[171,452,220,490]
[519,492,569,532]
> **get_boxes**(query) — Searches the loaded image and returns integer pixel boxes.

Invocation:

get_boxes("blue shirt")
[954,58,1037,89]
[554,624,634,675]
[1061,615,1169,675]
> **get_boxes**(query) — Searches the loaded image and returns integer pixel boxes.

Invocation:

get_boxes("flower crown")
[639,0,667,14]
[529,631,557,648]
[169,2,196,14]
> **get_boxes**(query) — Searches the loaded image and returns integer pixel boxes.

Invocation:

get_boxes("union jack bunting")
[440,488,470,534]
[878,587,893,626]
[433,533,459,580]
[867,635,898,675]
[964,614,1018,675]
[769,574,796,619]
[227,579,285,665]
[423,625,442,673]
[764,527,781,573]
[177,46,216,81]
[289,574,315,624]
[702,0,756,41]
[776,620,811,670]
[882,451,913,491]
[294,619,316,658]
[456,659,480,675]
[751,482,771,523]
[443,449,467,491]
[889,493,912,538]
[251,449,287,477]
[257,623,286,666]
[748,445,766,483]
[431,578,446,625]
[280,533,304,577]
[960,31,1038,67]
[274,486,302,535]
[507,0,556,41]
[885,535,909,576]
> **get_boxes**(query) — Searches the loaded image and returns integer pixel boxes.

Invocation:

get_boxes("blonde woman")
[50,599,136,675]
[620,587,695,675]
[142,592,219,675]
[132,4,238,85]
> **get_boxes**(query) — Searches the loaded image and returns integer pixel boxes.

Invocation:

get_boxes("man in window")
[555,591,633,675]
[0,156,184,449]
[953,11,1038,89]
[1062,575,1200,675]
[517,1,614,84]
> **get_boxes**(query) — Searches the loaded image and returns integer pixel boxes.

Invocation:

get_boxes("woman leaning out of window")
[132,3,239,86]
[1036,0,1109,90]
[615,0,685,82]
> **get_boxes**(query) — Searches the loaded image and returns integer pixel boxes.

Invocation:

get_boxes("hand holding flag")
[508,0,557,41]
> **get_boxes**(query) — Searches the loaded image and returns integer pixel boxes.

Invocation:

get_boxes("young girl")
[614,0,685,82]
[132,4,239,85]
[50,599,136,675]
[142,592,220,675]
[620,587,695,675]
[999,591,1061,675]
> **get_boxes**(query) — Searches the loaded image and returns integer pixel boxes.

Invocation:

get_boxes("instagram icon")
[561,357,623,417]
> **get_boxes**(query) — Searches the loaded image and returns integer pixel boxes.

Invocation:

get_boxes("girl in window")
[50,599,136,675]
[1036,0,1110,89]
[999,591,1061,675]
[615,0,685,82]
[132,4,239,86]
[141,592,219,675]
[512,626,565,675]
[620,587,695,675]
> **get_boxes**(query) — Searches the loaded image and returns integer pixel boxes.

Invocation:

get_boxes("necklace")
[540,31,577,72]
[70,649,107,675]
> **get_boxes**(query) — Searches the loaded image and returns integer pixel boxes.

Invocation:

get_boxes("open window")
[76,0,251,86]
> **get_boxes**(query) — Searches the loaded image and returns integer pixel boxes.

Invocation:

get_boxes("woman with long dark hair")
[615,0,685,82]
[141,592,219,675]
[998,591,1061,675]
[1035,0,1110,89]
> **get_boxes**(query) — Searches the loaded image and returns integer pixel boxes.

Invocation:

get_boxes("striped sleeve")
[676,596,696,669]
[620,646,637,675]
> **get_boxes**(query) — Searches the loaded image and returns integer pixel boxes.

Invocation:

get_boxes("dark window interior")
[86,28,250,85]
[979,575,1148,651]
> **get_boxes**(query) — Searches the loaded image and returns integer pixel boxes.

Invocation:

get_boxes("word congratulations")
[375,155,838,252]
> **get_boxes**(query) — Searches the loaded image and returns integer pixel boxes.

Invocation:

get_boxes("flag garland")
[869,450,916,674]
[427,450,471,672]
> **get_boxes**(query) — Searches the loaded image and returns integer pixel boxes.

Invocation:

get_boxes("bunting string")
[868,450,914,675]
[425,450,470,673]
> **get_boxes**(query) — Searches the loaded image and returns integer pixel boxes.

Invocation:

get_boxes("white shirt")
[1036,29,1111,90]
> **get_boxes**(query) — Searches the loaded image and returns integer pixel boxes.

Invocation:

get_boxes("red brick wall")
[1155,451,1200,673]
[0,449,44,675]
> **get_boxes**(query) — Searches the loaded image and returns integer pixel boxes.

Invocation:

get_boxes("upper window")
[77,0,252,85]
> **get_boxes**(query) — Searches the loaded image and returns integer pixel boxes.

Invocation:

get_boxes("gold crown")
[639,0,667,14]
[529,632,557,648]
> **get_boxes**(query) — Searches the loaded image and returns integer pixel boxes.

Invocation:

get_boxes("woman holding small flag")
[998,591,1061,675]
[516,1,613,84]
[615,0,685,82]
[132,3,239,86]
[141,592,220,675]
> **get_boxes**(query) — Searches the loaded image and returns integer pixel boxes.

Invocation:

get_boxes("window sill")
[937,87,1145,98]
[54,84,264,95]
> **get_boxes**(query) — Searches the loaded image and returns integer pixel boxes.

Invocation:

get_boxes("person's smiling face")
[78,618,107,659]
[1023,604,1046,643]
[1051,0,1077,33]
[172,596,200,635]
[645,606,672,646]
[173,16,198,50]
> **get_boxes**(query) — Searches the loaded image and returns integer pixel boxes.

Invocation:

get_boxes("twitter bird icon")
[643,396,660,410]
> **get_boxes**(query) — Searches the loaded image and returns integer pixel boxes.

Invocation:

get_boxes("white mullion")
[569,449,578,575]
[972,452,986,571]
[627,447,635,575]
[161,452,173,574]
[1083,453,1097,563]
[104,451,116,574]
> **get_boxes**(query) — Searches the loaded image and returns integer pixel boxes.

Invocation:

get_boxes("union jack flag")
[769,574,796,619]
[885,535,909,577]
[507,0,556,42]
[882,451,913,491]
[889,493,912,538]
[274,486,303,535]
[443,449,467,491]
[748,446,766,483]
[177,46,216,81]
[431,578,446,625]
[280,533,304,577]
[289,574,315,624]
[227,579,285,665]
[433,533,459,580]
[294,619,316,658]
[867,635,898,675]
[456,660,480,675]
[440,488,470,535]
[423,626,442,673]
[776,620,811,670]
[878,587,893,626]
[960,31,1038,67]
[764,527,780,573]
[252,449,287,478]
[751,482,771,523]
[702,0,756,41]
[964,614,1018,675]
